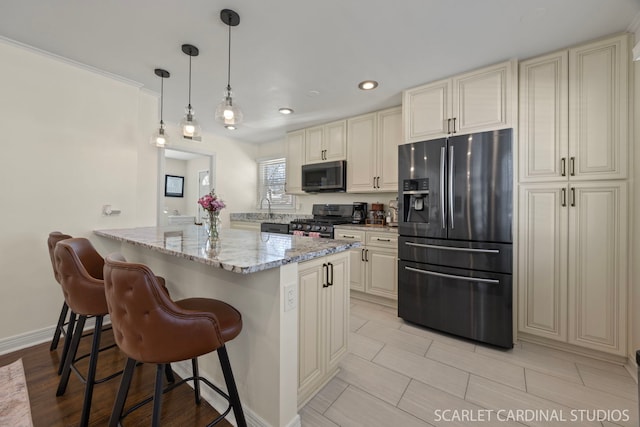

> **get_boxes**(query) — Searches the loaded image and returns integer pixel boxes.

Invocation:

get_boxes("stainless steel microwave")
[301,160,346,193]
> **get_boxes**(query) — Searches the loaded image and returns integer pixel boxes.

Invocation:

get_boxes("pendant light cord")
[188,54,192,107]
[160,76,164,122]
[227,20,232,92]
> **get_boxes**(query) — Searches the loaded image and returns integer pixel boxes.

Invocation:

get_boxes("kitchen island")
[94,225,358,427]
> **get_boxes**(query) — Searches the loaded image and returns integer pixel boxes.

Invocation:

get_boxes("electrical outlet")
[284,284,297,312]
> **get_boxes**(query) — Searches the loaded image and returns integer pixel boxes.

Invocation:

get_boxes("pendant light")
[179,44,201,139]
[215,9,243,129]
[151,68,170,147]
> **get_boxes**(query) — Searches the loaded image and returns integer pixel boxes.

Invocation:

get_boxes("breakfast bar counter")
[94,225,358,427]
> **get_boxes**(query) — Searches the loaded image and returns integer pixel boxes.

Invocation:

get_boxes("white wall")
[0,39,257,347]
[163,158,188,215]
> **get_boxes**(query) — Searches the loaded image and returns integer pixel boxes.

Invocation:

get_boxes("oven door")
[398,260,513,348]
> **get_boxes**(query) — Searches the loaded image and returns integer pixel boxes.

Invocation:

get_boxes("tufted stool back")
[47,232,73,284]
[103,254,226,364]
[54,238,108,316]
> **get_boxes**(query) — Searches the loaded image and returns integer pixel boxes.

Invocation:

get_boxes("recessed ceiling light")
[358,80,378,90]
[225,125,236,130]
[279,107,294,115]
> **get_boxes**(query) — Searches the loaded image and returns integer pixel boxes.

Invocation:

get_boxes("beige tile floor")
[300,299,638,427]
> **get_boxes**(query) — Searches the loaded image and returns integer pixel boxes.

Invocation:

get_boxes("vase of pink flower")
[197,189,225,243]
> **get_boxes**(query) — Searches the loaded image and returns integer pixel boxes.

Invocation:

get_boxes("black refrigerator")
[397,129,513,348]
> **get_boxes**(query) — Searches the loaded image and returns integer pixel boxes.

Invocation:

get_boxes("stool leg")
[58,311,77,375]
[109,357,137,427]
[217,345,247,427]
[164,363,175,384]
[57,315,86,396]
[79,315,103,427]
[191,358,201,405]
[50,302,69,351]
[152,364,165,427]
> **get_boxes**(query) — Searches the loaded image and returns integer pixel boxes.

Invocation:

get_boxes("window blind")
[257,158,294,208]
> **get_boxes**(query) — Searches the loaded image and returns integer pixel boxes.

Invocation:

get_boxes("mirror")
[158,148,216,226]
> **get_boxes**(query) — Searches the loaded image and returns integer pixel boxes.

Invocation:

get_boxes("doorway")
[158,148,216,226]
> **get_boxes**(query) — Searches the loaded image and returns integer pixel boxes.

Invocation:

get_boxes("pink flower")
[198,190,226,212]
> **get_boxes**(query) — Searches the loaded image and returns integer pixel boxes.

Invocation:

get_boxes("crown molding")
[0,35,144,89]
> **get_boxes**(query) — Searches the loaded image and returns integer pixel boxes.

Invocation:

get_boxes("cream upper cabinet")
[519,34,629,182]
[285,129,305,194]
[347,107,401,193]
[403,60,514,143]
[567,181,627,355]
[568,35,629,180]
[305,120,347,164]
[519,51,569,181]
[518,181,627,356]
[297,252,349,406]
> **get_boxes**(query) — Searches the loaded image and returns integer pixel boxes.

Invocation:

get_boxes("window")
[257,158,294,209]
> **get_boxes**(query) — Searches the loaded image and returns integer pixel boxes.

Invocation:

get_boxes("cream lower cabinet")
[229,221,261,231]
[297,252,349,406]
[518,181,627,355]
[335,229,398,301]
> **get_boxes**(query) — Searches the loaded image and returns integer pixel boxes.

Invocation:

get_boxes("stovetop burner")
[289,204,355,237]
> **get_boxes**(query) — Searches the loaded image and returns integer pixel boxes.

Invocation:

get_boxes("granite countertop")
[334,224,399,233]
[94,225,360,274]
[229,212,312,224]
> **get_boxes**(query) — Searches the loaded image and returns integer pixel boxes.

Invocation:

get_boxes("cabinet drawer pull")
[570,187,576,207]
[405,241,499,254]
[570,157,575,176]
[375,238,391,242]
[404,266,499,284]
[322,263,328,287]
[561,158,566,176]
[342,235,356,239]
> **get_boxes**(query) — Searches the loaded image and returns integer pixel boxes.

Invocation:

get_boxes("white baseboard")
[0,316,110,356]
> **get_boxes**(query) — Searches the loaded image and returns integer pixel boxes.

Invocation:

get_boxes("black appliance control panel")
[403,178,429,192]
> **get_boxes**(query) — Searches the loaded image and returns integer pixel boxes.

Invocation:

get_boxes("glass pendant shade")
[215,89,243,127]
[180,104,201,138]
[151,121,169,147]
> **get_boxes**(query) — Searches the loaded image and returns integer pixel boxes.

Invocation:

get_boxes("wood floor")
[0,326,232,427]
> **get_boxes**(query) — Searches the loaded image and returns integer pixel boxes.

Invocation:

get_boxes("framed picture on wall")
[164,175,184,197]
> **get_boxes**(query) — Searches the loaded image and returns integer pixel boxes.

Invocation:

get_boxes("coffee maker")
[352,202,367,224]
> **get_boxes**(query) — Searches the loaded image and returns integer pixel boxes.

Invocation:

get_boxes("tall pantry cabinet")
[517,34,630,356]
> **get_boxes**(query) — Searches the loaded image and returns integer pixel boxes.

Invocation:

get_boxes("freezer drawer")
[398,260,513,348]
[399,236,512,274]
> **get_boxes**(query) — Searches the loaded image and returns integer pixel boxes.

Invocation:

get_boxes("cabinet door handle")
[365,249,369,262]
[361,248,366,262]
[570,187,576,207]
[322,263,328,287]
[570,157,575,176]
[373,177,376,189]
[446,118,450,134]
[328,262,334,286]
[376,176,380,188]
[452,117,457,134]
[561,158,566,177]
[561,188,566,207]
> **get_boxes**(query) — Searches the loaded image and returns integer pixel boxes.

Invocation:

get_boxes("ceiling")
[1,1,639,144]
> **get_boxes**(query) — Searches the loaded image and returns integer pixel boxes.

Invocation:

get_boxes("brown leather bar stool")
[103,253,247,427]
[54,238,174,427]
[47,231,74,373]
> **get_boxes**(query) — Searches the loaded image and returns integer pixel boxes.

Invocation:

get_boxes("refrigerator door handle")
[404,266,500,285]
[405,241,499,254]
[440,146,446,228]
[448,145,455,229]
